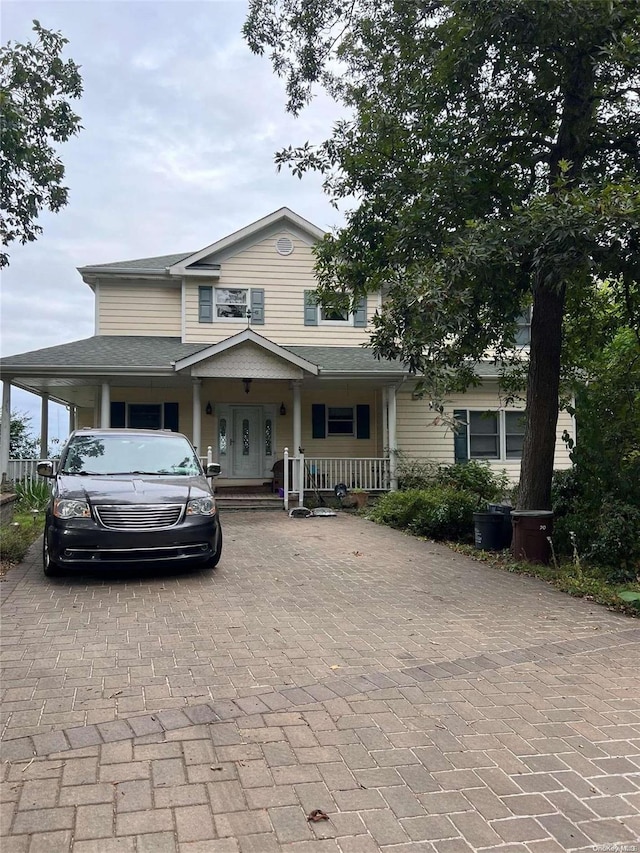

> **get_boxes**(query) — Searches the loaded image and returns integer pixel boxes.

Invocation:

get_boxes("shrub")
[396,458,438,491]
[369,486,476,541]
[15,478,51,511]
[436,461,509,503]
[585,501,640,584]
[0,523,33,564]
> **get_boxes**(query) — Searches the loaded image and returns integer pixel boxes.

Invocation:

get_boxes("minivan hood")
[56,474,212,505]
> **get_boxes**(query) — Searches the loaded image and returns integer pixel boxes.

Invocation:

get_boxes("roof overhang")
[173,329,319,375]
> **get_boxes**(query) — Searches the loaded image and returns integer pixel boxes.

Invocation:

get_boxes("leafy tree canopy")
[244,0,640,509]
[0,20,82,268]
[0,411,40,459]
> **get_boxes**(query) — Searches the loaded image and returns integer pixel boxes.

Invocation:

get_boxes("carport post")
[40,392,49,457]
[192,379,202,452]
[0,380,11,485]
[100,382,110,428]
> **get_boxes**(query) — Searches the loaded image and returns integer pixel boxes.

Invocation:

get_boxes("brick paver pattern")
[1,512,638,852]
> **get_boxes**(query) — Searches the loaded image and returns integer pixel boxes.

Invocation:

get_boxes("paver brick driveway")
[1,511,639,852]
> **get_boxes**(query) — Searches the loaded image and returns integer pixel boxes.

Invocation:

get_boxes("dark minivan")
[38,428,222,575]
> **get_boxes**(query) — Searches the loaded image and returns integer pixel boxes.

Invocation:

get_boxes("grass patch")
[0,510,45,571]
[449,543,640,617]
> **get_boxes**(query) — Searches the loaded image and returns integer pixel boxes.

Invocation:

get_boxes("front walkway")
[1,513,639,852]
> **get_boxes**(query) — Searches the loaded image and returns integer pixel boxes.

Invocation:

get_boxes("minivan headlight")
[186,497,215,516]
[54,499,91,519]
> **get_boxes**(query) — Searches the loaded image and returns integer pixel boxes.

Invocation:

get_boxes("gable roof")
[77,208,325,278]
[168,207,326,275]
[173,329,320,375]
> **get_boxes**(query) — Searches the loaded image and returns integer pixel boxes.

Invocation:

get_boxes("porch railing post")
[283,447,289,511]
[298,450,305,507]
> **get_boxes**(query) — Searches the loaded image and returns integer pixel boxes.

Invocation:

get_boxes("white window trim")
[465,408,525,462]
[515,307,532,347]
[215,287,249,322]
[318,307,353,326]
[327,405,355,437]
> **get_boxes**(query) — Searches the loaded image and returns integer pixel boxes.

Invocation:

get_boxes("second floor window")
[216,288,248,319]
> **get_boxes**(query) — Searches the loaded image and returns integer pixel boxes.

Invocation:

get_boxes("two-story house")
[0,208,574,494]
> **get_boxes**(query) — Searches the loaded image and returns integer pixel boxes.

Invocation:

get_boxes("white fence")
[303,457,391,492]
[6,459,42,483]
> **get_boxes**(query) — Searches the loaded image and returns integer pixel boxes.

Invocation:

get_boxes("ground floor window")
[110,402,179,432]
[454,409,526,462]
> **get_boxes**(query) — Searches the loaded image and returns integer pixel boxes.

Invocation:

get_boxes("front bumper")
[47,513,221,566]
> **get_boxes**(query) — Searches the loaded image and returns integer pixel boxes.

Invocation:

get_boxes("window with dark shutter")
[312,404,326,438]
[356,404,370,439]
[453,409,468,463]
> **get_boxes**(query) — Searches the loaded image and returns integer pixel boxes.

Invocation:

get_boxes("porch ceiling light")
[242,378,252,394]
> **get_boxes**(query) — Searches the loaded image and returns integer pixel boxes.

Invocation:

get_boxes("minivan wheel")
[43,530,62,577]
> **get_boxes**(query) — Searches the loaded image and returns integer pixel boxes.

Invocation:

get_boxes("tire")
[203,528,223,569]
[42,529,62,577]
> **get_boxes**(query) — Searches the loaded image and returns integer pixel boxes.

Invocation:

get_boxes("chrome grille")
[94,504,183,530]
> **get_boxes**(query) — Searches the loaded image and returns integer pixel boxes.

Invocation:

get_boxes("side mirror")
[37,460,56,478]
[206,462,221,478]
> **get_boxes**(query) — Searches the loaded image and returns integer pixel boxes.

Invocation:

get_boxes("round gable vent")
[275,236,294,256]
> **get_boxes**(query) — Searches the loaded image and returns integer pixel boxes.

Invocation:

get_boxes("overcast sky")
[1,0,346,445]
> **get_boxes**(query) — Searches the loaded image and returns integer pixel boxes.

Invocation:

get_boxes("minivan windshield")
[61,434,202,476]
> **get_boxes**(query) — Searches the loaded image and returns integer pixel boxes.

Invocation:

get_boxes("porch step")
[215,493,283,512]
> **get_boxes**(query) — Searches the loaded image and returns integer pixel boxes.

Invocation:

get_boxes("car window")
[61,435,202,476]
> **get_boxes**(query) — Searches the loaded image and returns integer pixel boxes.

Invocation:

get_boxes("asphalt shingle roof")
[79,252,194,272]
[285,346,404,373]
[0,337,207,369]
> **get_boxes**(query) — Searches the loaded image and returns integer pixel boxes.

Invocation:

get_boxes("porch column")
[0,380,11,485]
[292,380,302,492]
[381,386,389,454]
[68,405,76,435]
[40,392,49,457]
[388,384,398,491]
[100,382,110,428]
[192,378,202,453]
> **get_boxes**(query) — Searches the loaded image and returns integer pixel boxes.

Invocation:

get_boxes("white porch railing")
[281,449,391,510]
[6,459,43,483]
[303,457,391,492]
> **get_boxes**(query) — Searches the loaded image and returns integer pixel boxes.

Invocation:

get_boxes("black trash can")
[511,510,554,564]
[487,503,513,549]
[473,511,505,550]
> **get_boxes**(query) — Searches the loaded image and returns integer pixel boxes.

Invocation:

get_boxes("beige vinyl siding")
[184,233,376,345]
[396,385,573,482]
[98,282,182,336]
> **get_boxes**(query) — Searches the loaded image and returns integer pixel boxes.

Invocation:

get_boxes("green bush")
[0,523,34,564]
[585,501,640,584]
[15,478,51,511]
[396,458,439,490]
[435,461,509,503]
[369,486,476,541]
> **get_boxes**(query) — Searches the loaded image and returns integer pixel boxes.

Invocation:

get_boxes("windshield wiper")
[62,470,101,475]
[105,471,164,475]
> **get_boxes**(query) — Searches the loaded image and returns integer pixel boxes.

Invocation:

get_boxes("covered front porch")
[0,330,407,496]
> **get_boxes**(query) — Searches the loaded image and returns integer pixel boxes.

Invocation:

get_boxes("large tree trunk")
[517,283,566,510]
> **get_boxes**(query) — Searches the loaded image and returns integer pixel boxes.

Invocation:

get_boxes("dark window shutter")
[199,286,213,323]
[163,402,179,432]
[312,404,326,438]
[304,290,318,326]
[110,402,126,428]
[250,288,265,324]
[353,296,367,327]
[356,404,370,439]
[453,409,469,463]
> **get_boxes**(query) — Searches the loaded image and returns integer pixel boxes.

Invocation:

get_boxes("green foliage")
[618,590,640,610]
[369,486,476,542]
[0,20,82,267]
[436,462,509,504]
[15,478,51,511]
[0,511,44,564]
[551,328,640,584]
[245,0,640,511]
[0,411,39,459]
[397,457,508,504]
